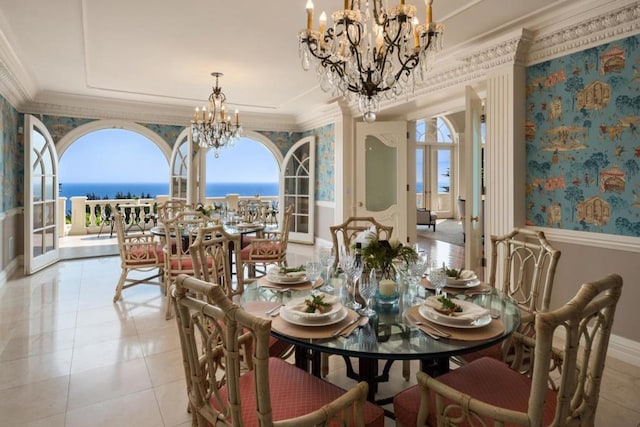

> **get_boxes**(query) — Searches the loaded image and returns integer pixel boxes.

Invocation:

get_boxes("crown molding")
[294,101,345,131]
[527,0,640,65]
[19,91,298,131]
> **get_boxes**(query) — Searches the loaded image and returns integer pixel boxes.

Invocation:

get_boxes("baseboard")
[607,334,640,368]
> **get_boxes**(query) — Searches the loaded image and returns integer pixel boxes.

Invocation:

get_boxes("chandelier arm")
[372,0,387,27]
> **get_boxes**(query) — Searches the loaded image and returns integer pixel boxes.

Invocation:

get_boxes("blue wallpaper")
[0,95,21,211]
[525,34,640,237]
[257,125,336,203]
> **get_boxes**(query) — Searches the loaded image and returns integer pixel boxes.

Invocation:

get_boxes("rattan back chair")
[329,216,393,268]
[112,210,164,303]
[394,273,623,427]
[171,274,385,426]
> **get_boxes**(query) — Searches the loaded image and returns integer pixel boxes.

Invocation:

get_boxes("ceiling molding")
[527,0,640,65]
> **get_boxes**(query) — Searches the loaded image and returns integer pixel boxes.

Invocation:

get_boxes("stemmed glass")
[342,254,363,310]
[358,269,377,316]
[305,261,322,287]
[428,260,446,296]
[408,254,429,300]
[318,246,336,292]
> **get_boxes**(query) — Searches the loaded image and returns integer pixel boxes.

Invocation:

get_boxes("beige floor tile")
[137,323,181,357]
[0,376,69,425]
[73,318,139,348]
[66,389,163,427]
[153,378,192,427]
[67,358,152,410]
[3,311,78,339]
[75,304,136,327]
[0,328,76,362]
[0,349,73,391]
[22,413,66,427]
[70,335,145,374]
[145,348,185,386]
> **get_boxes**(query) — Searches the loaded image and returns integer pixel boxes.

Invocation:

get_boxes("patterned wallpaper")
[257,124,336,203]
[525,34,640,237]
[0,95,22,212]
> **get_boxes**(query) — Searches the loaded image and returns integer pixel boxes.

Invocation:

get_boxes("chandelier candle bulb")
[426,0,432,24]
[413,18,420,48]
[306,0,313,31]
[319,12,327,35]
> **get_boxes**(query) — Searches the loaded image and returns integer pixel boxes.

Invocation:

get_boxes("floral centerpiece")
[356,231,418,279]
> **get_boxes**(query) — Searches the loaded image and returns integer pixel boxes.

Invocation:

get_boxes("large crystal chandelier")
[191,72,242,158]
[299,0,443,122]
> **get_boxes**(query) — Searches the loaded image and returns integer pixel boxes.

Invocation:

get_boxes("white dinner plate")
[280,306,348,327]
[283,296,343,320]
[445,272,479,287]
[419,304,492,329]
[266,275,309,285]
[443,278,482,289]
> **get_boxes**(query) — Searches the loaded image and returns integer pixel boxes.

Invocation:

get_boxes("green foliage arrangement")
[360,235,418,278]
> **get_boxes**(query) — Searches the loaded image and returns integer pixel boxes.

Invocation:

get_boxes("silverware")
[265,304,283,316]
[332,316,361,337]
[406,313,449,338]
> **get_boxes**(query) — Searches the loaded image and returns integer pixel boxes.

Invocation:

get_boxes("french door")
[168,128,191,202]
[24,114,59,274]
[355,121,409,243]
[281,136,315,244]
[464,86,484,271]
[416,145,454,216]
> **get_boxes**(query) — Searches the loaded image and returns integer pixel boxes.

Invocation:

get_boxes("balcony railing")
[59,195,279,237]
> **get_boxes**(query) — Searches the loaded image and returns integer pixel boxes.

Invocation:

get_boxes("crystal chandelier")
[299,0,443,122]
[191,72,242,158]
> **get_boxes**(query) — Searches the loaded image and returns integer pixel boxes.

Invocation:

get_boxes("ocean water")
[60,182,279,212]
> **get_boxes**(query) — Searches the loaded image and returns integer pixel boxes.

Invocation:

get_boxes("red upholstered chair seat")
[393,357,557,427]
[216,357,385,426]
[127,243,164,265]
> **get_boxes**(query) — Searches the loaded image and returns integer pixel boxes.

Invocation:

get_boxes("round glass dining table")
[240,282,521,404]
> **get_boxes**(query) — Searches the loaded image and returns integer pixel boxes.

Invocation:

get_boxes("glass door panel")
[281,136,315,244]
[365,136,397,212]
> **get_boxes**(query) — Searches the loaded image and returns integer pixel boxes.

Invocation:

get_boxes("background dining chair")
[325,216,412,381]
[239,204,293,281]
[156,199,194,226]
[171,274,385,426]
[393,273,622,427]
[456,228,562,366]
[112,210,164,303]
[161,209,213,319]
[190,225,293,359]
[329,216,393,268]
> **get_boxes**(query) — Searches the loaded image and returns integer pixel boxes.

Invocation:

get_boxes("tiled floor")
[1,240,639,426]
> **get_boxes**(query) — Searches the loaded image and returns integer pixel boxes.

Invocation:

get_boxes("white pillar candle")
[379,279,396,296]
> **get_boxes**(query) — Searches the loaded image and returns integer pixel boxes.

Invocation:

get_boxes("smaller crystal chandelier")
[299,0,443,122]
[191,72,242,157]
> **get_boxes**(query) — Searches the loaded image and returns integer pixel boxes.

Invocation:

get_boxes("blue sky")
[59,129,279,183]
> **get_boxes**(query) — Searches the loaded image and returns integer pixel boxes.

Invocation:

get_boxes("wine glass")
[408,255,429,300]
[428,260,446,296]
[305,261,322,287]
[342,254,363,310]
[318,246,336,292]
[358,269,377,316]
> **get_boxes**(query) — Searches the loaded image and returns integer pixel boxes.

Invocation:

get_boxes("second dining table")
[240,275,521,409]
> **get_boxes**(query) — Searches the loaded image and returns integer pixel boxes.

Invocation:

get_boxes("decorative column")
[69,196,88,235]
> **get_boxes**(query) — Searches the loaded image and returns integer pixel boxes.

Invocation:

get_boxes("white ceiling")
[0,0,571,124]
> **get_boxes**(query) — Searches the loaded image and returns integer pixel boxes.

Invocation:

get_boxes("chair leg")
[113,269,128,303]
[321,352,330,377]
[402,359,411,381]
[165,278,174,320]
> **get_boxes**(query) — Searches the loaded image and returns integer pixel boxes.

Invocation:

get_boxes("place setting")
[257,264,323,292]
[420,264,492,296]
[405,294,505,341]
[269,292,367,339]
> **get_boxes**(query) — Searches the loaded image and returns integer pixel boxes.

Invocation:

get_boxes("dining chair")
[157,199,194,225]
[326,217,411,380]
[239,204,293,281]
[171,274,385,426]
[456,228,561,366]
[161,209,214,319]
[112,210,164,303]
[330,216,393,269]
[190,225,294,359]
[393,273,623,427]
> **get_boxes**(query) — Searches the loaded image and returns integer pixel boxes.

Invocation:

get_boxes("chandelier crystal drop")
[299,0,443,122]
[191,72,242,158]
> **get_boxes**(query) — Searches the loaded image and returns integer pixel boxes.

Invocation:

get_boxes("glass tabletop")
[240,282,521,361]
